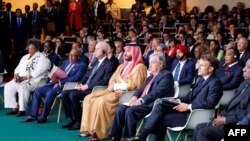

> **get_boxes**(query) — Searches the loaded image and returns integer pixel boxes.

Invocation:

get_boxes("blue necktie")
[173,63,180,81]
[65,63,73,74]
[86,61,99,85]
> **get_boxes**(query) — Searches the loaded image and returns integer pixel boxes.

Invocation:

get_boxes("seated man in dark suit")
[22,48,87,123]
[171,44,195,86]
[238,37,250,67]
[193,58,250,141]
[60,41,115,130]
[127,54,223,141]
[109,53,175,141]
[215,47,243,90]
[43,41,60,66]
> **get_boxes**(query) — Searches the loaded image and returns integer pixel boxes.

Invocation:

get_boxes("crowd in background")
[1,0,250,141]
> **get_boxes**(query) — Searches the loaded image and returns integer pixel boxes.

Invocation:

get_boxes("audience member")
[78,44,147,140]
[128,54,223,141]
[193,58,250,141]
[109,53,175,141]
[170,44,195,86]
[61,41,115,130]
[215,48,243,90]
[68,0,82,31]
[4,38,50,116]
[22,48,87,123]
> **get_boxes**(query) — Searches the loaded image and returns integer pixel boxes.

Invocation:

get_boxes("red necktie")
[141,75,156,98]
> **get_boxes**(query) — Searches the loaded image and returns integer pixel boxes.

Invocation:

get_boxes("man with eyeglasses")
[22,48,87,123]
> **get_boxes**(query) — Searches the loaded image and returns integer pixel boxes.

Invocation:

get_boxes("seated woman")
[78,45,147,140]
[209,39,224,61]
[215,47,244,90]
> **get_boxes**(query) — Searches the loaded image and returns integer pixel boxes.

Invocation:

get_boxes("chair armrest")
[92,86,108,93]
[63,82,78,91]
[119,91,135,104]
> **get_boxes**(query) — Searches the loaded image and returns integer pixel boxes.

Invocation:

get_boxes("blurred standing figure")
[68,0,82,31]
[28,3,42,39]
[105,0,121,20]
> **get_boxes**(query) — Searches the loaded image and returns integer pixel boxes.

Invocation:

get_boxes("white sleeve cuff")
[188,104,192,111]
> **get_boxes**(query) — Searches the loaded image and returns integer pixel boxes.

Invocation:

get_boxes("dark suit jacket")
[96,1,106,20]
[239,113,250,125]
[171,59,196,85]
[27,10,42,31]
[158,75,222,127]
[181,75,223,110]
[3,10,16,27]
[80,57,114,89]
[239,51,250,67]
[216,61,243,90]
[60,59,87,85]
[133,69,175,108]
[131,3,144,13]
[48,51,60,66]
[220,81,250,124]
[11,17,28,37]
[109,55,119,72]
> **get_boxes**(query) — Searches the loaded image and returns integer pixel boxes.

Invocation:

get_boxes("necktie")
[18,18,21,27]
[173,63,180,81]
[32,11,37,24]
[141,75,156,98]
[8,11,12,24]
[65,63,74,74]
[225,65,230,76]
[86,61,100,85]
[197,77,204,86]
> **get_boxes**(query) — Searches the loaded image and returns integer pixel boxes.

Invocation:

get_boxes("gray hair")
[96,41,109,54]
[149,53,166,68]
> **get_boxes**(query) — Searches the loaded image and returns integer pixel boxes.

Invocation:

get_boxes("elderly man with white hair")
[60,41,116,130]
[4,38,51,116]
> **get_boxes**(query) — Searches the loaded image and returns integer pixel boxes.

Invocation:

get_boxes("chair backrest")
[176,84,191,99]
[185,109,214,130]
[168,109,215,131]
[219,89,236,107]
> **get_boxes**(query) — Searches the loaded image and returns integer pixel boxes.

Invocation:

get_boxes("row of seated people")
[3,35,250,141]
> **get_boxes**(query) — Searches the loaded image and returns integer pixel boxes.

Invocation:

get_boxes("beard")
[176,54,185,61]
[124,55,132,61]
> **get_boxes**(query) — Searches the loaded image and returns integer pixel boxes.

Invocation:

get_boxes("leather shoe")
[22,116,36,122]
[61,121,75,129]
[16,111,26,117]
[68,122,80,130]
[78,131,91,138]
[126,136,142,141]
[37,118,47,123]
[6,110,18,115]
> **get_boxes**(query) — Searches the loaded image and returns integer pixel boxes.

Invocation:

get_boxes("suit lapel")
[91,58,106,78]
[192,76,211,99]
[227,81,249,110]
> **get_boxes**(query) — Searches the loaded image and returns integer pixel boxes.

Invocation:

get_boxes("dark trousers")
[61,89,91,122]
[109,104,152,140]
[140,103,189,141]
[192,122,224,141]
[29,83,61,121]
